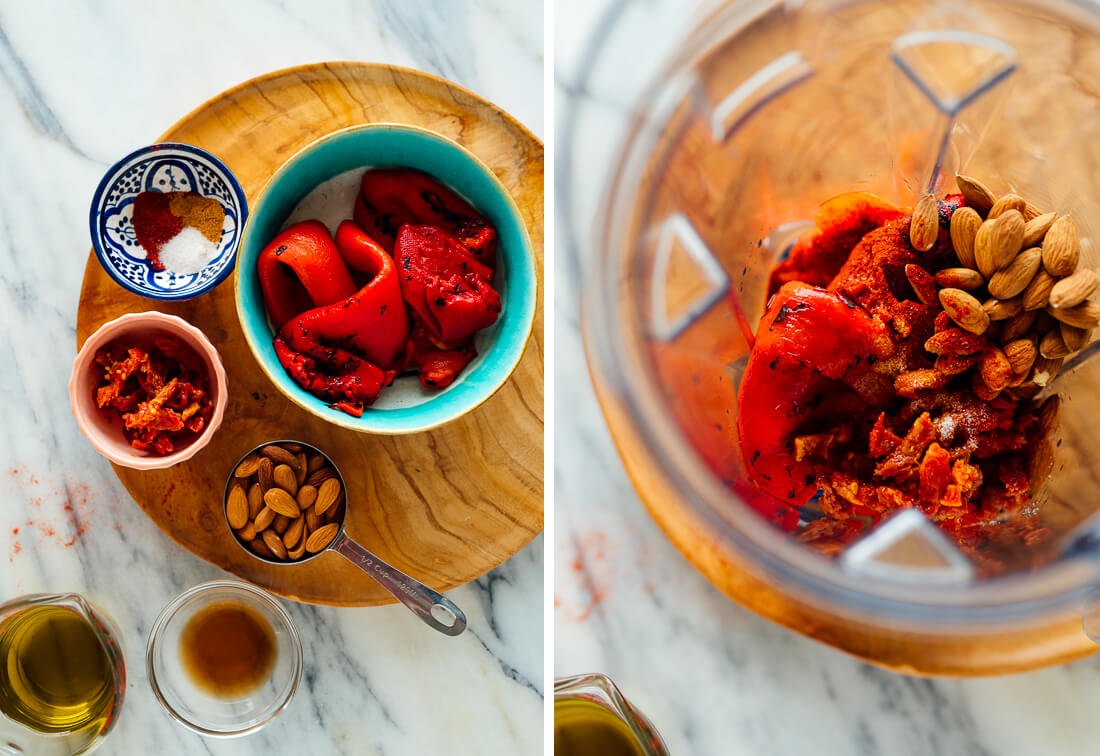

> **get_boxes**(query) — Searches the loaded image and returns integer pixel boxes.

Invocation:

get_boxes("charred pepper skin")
[257,220,357,331]
[353,168,497,264]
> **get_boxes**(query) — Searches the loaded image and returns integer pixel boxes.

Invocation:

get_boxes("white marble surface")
[555,1,1100,754]
[0,2,542,754]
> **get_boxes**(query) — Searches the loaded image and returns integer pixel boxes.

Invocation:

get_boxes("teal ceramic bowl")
[235,124,537,434]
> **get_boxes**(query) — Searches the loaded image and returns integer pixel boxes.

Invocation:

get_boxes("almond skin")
[314,477,342,516]
[1038,394,1062,437]
[306,523,339,553]
[956,174,996,214]
[1047,299,1100,329]
[1003,339,1037,376]
[262,530,288,560]
[1049,268,1098,309]
[1060,323,1092,352]
[939,288,989,334]
[263,488,301,518]
[982,296,1022,321]
[254,506,276,532]
[296,484,318,510]
[257,457,275,491]
[226,486,249,530]
[1022,271,1057,311]
[247,483,264,519]
[1022,211,1057,248]
[987,193,1026,219]
[273,464,299,496]
[234,454,261,478]
[987,247,1041,299]
[283,517,306,550]
[949,207,982,268]
[1042,215,1080,276]
[262,444,299,467]
[974,210,1024,277]
[1032,357,1064,387]
[934,267,984,290]
[909,194,940,252]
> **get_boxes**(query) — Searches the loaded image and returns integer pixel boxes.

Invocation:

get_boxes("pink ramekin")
[69,312,228,470]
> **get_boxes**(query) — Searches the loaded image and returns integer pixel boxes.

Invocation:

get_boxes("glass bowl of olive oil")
[146,580,302,737]
[555,674,668,756]
[0,593,125,755]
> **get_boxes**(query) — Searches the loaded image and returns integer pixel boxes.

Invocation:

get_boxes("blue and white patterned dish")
[89,142,248,300]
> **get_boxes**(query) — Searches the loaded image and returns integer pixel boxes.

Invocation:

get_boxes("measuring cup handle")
[331,535,467,636]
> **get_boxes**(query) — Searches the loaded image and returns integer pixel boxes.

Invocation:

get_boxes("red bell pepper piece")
[353,168,497,264]
[737,282,896,507]
[394,224,501,344]
[406,323,476,389]
[257,220,357,331]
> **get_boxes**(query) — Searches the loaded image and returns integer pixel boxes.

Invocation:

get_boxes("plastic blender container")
[562,0,1100,674]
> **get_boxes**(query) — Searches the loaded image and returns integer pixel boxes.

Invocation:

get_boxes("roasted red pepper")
[406,323,476,389]
[257,220,357,331]
[353,168,497,264]
[395,224,501,344]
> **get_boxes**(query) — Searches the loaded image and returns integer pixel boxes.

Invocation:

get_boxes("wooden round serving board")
[76,63,543,606]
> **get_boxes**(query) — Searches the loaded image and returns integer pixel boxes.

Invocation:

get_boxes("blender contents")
[738,178,1096,569]
[0,605,117,732]
[92,334,214,455]
[132,190,225,274]
[258,168,501,416]
[179,601,275,697]
[554,698,646,756]
[227,442,343,561]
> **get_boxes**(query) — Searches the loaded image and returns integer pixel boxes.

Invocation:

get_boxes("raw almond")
[250,537,275,560]
[1039,329,1070,359]
[1022,211,1057,248]
[909,194,940,251]
[282,442,304,453]
[234,454,261,478]
[262,530,288,560]
[306,523,339,553]
[956,174,996,214]
[226,485,249,530]
[905,264,937,304]
[315,477,342,516]
[1032,356,1064,387]
[1028,440,1055,495]
[288,540,307,561]
[987,247,1041,299]
[296,484,318,509]
[1022,271,1057,311]
[978,347,1013,392]
[1023,201,1046,222]
[305,506,321,533]
[939,288,989,334]
[295,453,309,485]
[237,522,257,542]
[262,444,299,467]
[264,488,301,518]
[982,296,1022,321]
[949,207,982,268]
[987,193,1026,219]
[273,464,298,496]
[307,453,326,473]
[1003,339,1037,376]
[1038,394,1062,437]
[1041,215,1080,276]
[306,467,337,487]
[257,457,275,491]
[247,483,264,518]
[974,211,1024,277]
[1047,299,1100,329]
[934,267,984,290]
[1049,268,1098,309]
[1000,310,1039,343]
[325,496,345,524]
[254,506,276,532]
[1060,323,1092,352]
[284,517,305,550]
[273,514,291,535]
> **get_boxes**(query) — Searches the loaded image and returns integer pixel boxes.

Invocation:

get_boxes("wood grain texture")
[76,63,544,606]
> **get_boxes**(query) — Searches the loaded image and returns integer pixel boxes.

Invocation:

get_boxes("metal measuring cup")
[223,440,466,636]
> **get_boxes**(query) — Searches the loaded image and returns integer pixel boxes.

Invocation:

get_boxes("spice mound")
[738,180,1096,570]
[226,442,344,561]
[93,335,213,455]
[132,191,226,274]
[257,168,501,416]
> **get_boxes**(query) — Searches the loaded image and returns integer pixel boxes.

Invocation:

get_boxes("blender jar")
[565,0,1100,674]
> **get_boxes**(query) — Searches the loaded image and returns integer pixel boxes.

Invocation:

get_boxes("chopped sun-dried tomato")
[93,336,212,456]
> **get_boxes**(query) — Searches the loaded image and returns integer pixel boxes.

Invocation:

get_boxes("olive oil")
[555,698,646,756]
[0,605,117,733]
[180,601,275,697]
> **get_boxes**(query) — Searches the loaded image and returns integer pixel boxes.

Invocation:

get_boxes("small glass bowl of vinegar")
[554,674,669,756]
[146,580,302,737]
